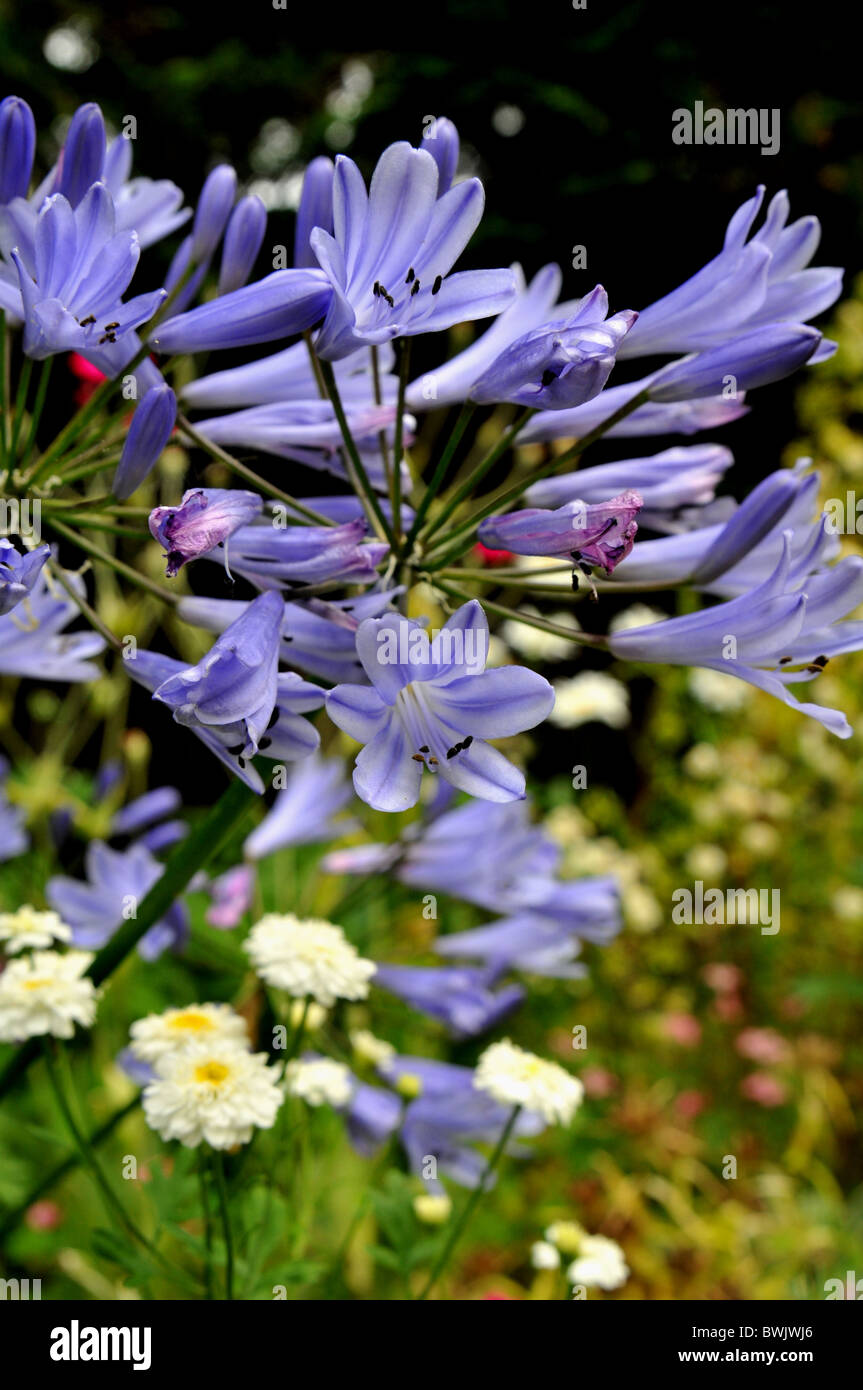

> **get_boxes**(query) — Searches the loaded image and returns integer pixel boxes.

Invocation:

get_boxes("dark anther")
[412,753,425,763]
[258,737,272,751]
[79,315,95,326]
[238,757,246,769]
[405,267,416,284]
[428,756,439,765]
[814,654,828,667]
[267,708,280,730]
[410,279,420,297]
[541,368,556,388]
[432,275,442,295]
[446,746,458,759]
[419,745,430,753]
[778,656,793,664]
[226,743,245,756]
[104,321,120,330]
[373,281,381,297]
[461,735,473,749]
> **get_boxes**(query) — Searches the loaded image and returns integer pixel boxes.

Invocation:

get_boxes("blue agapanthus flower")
[48,841,189,960]
[373,962,525,1039]
[326,599,554,811]
[0,539,50,615]
[0,569,104,681]
[243,753,356,860]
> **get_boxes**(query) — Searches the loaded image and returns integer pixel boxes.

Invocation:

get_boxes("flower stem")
[390,338,411,543]
[402,401,477,557]
[212,1150,234,1300]
[416,1105,522,1300]
[42,515,179,604]
[431,576,606,646]
[316,356,397,548]
[17,358,54,471]
[419,408,534,547]
[175,413,336,526]
[199,1163,214,1299]
[8,354,33,462]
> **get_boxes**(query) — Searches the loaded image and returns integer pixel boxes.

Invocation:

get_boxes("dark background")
[2,0,860,800]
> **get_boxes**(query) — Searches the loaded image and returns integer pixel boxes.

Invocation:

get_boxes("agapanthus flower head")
[0,568,104,682]
[142,1040,283,1149]
[0,949,99,1042]
[0,95,35,203]
[309,140,517,360]
[373,962,525,1038]
[326,599,554,812]
[129,1002,250,1065]
[243,753,355,860]
[479,491,642,577]
[148,487,263,577]
[0,905,72,954]
[244,912,375,1006]
[469,287,636,410]
[0,539,50,616]
[474,1039,584,1126]
[7,181,165,360]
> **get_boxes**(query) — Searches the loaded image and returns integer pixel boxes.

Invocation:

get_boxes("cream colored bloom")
[289,998,327,1031]
[142,1041,282,1149]
[501,608,576,662]
[129,1003,250,1065]
[549,672,629,729]
[566,1234,629,1290]
[531,1239,561,1270]
[688,666,748,710]
[608,604,665,635]
[245,914,375,1006]
[0,950,98,1041]
[350,1028,395,1066]
[414,1193,452,1225]
[545,1220,586,1254]
[0,906,72,954]
[285,1057,352,1107]
[474,1040,584,1126]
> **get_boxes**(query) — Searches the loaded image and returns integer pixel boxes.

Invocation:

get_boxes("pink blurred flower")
[735,1027,792,1065]
[582,1066,618,1098]
[702,962,743,994]
[713,993,744,1022]
[675,1089,708,1119]
[740,1071,789,1106]
[26,1200,63,1230]
[662,1012,702,1047]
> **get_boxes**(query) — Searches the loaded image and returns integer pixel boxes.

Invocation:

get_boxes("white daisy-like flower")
[142,1041,283,1149]
[350,1028,395,1066]
[545,1220,586,1254]
[566,1234,629,1290]
[549,672,630,729]
[474,1039,584,1126]
[531,1239,561,1270]
[0,950,98,1041]
[0,906,72,954]
[129,1003,250,1065]
[285,1057,352,1107]
[244,914,375,1007]
[413,1193,452,1225]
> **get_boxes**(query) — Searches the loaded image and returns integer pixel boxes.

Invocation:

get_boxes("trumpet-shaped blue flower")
[326,600,554,811]
[244,753,355,860]
[522,373,749,445]
[113,384,177,499]
[199,516,387,590]
[310,141,517,360]
[373,962,525,1039]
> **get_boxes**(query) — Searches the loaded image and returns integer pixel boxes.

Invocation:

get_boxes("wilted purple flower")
[244,753,355,860]
[113,383,177,499]
[525,443,734,532]
[6,182,165,360]
[469,287,636,410]
[205,864,255,929]
[0,95,35,202]
[149,487,263,576]
[218,194,267,295]
[608,533,863,736]
[620,187,842,359]
[0,539,50,615]
[48,840,189,959]
[479,490,642,576]
[374,962,525,1038]
[0,569,104,680]
[647,323,822,402]
[198,515,387,590]
[309,141,516,360]
[326,600,554,811]
[151,591,283,763]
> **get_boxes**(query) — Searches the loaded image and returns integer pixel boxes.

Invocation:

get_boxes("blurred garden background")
[0,0,861,1299]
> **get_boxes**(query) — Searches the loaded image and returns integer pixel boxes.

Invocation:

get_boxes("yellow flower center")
[23,979,48,990]
[170,1011,213,1031]
[194,1061,231,1086]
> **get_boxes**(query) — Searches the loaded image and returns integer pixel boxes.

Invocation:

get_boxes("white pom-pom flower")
[142,1041,283,1149]
[566,1234,629,1290]
[285,1057,352,1107]
[0,906,72,954]
[0,950,98,1041]
[474,1039,584,1126]
[129,1003,250,1065]
[244,913,375,1007]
